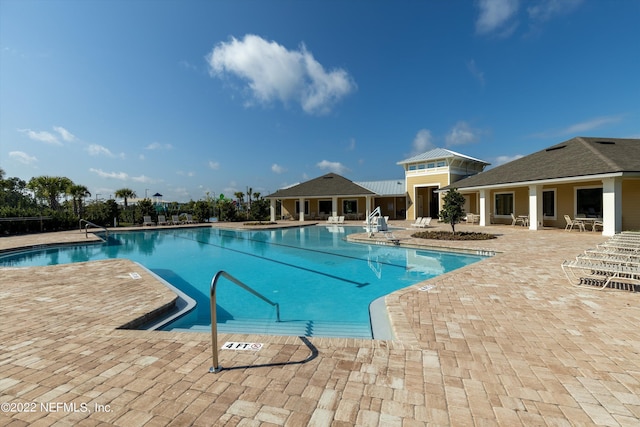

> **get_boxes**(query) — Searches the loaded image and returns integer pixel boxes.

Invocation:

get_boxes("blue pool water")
[0,226,485,338]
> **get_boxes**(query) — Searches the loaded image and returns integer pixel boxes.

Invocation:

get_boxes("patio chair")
[410,217,423,227]
[564,215,585,232]
[143,215,155,226]
[157,215,168,225]
[171,215,181,225]
[185,214,195,224]
[336,216,345,224]
[511,213,526,227]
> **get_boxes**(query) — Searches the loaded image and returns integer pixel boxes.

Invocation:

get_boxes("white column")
[299,198,305,222]
[332,196,338,217]
[602,177,622,236]
[528,185,543,230]
[269,199,276,222]
[366,196,372,216]
[479,190,490,226]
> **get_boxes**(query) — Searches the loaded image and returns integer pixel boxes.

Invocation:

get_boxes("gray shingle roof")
[267,173,375,198]
[447,137,640,190]
[397,148,489,165]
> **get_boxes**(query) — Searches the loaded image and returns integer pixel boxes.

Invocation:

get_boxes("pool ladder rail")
[209,270,281,373]
[79,219,109,240]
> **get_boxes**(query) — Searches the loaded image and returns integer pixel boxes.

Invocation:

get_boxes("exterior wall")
[405,172,449,220]
[373,196,406,219]
[622,178,640,230]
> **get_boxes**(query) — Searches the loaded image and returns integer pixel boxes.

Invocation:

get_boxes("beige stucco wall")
[622,178,640,230]
[405,172,449,220]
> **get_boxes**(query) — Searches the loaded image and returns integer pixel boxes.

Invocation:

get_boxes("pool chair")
[511,213,527,227]
[336,216,345,224]
[143,215,155,226]
[171,215,180,225]
[564,215,585,232]
[157,215,168,225]
[327,216,337,224]
[410,217,423,227]
[185,214,196,224]
[414,217,432,228]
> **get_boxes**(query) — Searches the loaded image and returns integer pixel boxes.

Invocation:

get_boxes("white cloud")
[272,164,286,174]
[559,116,622,136]
[86,144,115,157]
[9,151,38,166]
[208,161,220,170]
[145,142,173,150]
[316,160,349,175]
[132,175,154,183]
[18,128,61,145]
[89,168,129,180]
[528,0,583,23]
[412,129,435,155]
[475,0,520,36]
[446,121,480,146]
[207,34,356,115]
[467,60,486,86]
[494,154,524,166]
[53,126,76,142]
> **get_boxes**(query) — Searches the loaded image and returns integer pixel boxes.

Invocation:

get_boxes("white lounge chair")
[327,216,337,224]
[171,215,181,225]
[336,216,345,224]
[410,217,423,227]
[143,215,155,226]
[564,215,585,232]
[157,215,168,225]
[415,217,432,228]
[185,214,195,224]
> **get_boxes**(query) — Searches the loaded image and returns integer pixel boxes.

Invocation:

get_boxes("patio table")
[576,217,603,232]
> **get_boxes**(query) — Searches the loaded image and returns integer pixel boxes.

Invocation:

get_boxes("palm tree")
[115,188,136,209]
[27,176,73,210]
[68,184,91,217]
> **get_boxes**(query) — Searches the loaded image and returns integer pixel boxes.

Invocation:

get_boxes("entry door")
[417,195,424,217]
[430,190,439,218]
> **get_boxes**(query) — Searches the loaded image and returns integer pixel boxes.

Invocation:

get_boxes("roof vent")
[546,145,566,152]
[323,176,334,179]
[596,140,615,145]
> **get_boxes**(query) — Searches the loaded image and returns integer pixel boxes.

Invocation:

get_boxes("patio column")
[332,196,338,217]
[269,199,276,222]
[528,185,543,230]
[602,177,622,236]
[479,189,490,226]
[299,198,305,222]
[365,196,372,218]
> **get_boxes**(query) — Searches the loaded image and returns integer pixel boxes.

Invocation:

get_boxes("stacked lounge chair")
[561,231,640,291]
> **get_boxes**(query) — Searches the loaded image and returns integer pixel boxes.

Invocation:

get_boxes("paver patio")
[1,222,639,426]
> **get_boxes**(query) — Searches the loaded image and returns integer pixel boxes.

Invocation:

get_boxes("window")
[427,162,435,169]
[494,192,514,216]
[318,200,332,215]
[543,190,556,218]
[576,187,602,217]
[295,200,309,214]
[342,199,357,214]
[408,165,417,171]
[417,164,426,170]
[436,161,446,167]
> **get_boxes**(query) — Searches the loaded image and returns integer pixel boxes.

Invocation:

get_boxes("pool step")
[171,318,372,339]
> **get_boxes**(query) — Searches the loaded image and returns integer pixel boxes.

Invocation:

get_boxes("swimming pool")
[0,225,485,338]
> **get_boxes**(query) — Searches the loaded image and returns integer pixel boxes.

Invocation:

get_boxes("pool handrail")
[79,219,108,239]
[209,270,281,373]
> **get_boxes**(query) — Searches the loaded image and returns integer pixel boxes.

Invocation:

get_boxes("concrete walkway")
[1,222,639,426]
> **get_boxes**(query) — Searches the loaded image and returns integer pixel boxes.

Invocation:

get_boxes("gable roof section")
[267,173,375,198]
[448,137,640,190]
[356,179,405,196]
[397,148,489,166]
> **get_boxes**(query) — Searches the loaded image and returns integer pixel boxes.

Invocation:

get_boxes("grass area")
[412,230,497,241]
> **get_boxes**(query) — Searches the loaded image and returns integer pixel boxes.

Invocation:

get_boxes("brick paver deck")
[1,222,639,426]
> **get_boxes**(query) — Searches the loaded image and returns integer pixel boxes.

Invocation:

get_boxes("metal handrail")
[79,219,109,239]
[209,270,280,373]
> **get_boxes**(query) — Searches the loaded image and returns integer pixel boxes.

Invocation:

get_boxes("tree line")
[0,168,270,235]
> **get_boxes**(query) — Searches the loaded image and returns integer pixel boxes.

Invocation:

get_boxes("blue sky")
[1,0,639,202]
